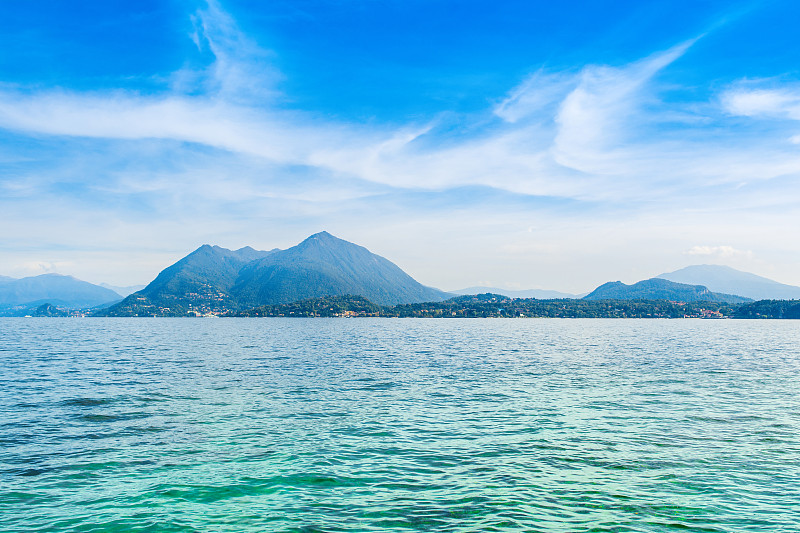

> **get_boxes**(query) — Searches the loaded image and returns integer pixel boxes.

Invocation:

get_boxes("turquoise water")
[1,318,799,532]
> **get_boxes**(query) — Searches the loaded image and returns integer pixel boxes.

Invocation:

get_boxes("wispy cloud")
[493,69,576,123]
[0,24,786,207]
[182,0,283,101]
[0,26,703,202]
[552,40,696,175]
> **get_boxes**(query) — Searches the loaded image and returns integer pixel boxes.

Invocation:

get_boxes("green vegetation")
[733,300,800,319]
[387,294,738,318]
[239,295,382,317]
[234,293,743,319]
[100,294,190,317]
[33,303,70,317]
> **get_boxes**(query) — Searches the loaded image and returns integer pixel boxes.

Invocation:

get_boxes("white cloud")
[685,245,753,259]
[722,86,800,119]
[19,261,75,276]
[0,92,337,163]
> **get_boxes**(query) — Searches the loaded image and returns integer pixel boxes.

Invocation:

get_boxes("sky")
[1,0,799,293]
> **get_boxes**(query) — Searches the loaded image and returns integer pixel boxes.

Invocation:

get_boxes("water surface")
[1,318,799,531]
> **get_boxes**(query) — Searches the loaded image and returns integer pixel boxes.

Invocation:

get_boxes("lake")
[1,318,799,531]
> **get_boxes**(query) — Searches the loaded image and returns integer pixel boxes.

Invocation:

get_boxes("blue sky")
[1,0,799,292]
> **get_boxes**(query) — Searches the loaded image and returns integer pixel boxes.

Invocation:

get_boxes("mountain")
[231,232,448,307]
[103,245,276,315]
[657,265,800,301]
[101,232,449,316]
[0,273,122,309]
[0,275,16,283]
[451,286,578,299]
[583,278,751,304]
[99,283,146,297]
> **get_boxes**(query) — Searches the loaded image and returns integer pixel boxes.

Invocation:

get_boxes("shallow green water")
[1,318,799,531]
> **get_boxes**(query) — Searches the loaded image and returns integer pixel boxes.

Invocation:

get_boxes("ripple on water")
[0,318,799,532]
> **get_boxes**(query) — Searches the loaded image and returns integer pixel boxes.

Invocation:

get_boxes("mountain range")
[4,236,800,317]
[101,232,450,316]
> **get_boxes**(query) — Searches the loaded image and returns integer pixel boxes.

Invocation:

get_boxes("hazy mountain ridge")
[657,265,800,301]
[583,278,751,304]
[0,273,121,313]
[451,286,578,299]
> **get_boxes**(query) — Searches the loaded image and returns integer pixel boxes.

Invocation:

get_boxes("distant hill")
[0,275,15,283]
[583,278,751,304]
[657,265,800,301]
[101,232,449,316]
[0,273,122,310]
[99,283,146,297]
[451,286,578,299]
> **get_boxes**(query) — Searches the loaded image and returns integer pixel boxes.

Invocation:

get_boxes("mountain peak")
[194,244,226,254]
[295,232,355,253]
[302,231,338,243]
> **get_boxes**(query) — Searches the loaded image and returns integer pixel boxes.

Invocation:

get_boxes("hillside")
[231,232,447,306]
[733,300,800,319]
[103,245,275,315]
[583,278,750,304]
